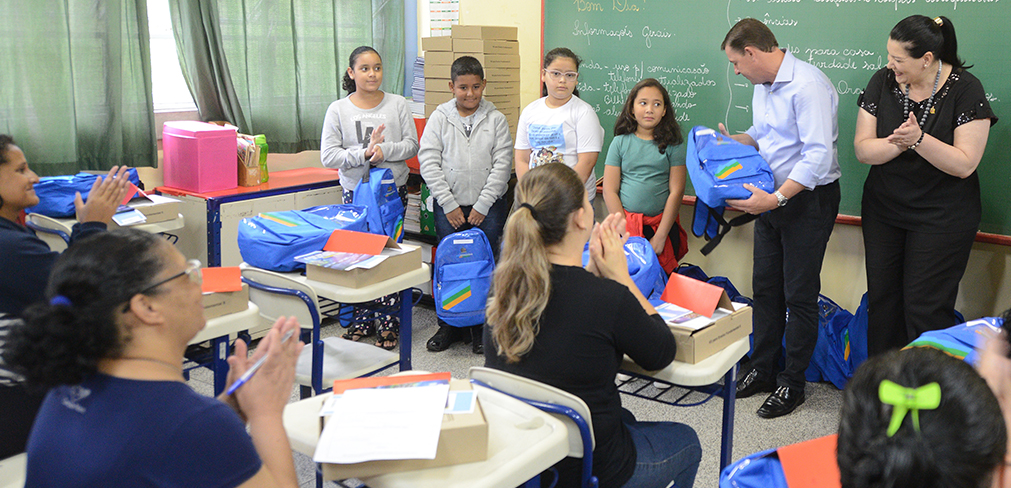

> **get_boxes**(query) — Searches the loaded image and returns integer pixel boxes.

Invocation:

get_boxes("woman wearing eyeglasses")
[0,134,129,459]
[3,229,304,488]
[514,48,604,202]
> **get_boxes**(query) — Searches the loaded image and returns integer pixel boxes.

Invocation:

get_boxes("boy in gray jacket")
[419,56,512,354]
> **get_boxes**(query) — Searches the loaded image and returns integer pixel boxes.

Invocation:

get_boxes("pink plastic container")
[162,121,238,193]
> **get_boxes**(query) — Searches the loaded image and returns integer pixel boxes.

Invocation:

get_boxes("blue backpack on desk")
[434,228,495,327]
[583,236,667,300]
[26,169,142,218]
[236,204,368,272]
[352,167,405,242]
[686,126,774,255]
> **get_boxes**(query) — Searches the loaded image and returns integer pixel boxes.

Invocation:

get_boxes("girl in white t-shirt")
[514,48,604,201]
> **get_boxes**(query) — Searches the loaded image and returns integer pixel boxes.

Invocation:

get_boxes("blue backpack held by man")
[434,228,495,327]
[686,126,774,255]
[352,167,405,242]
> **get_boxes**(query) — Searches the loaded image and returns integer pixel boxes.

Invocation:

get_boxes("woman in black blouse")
[484,163,700,488]
[854,15,997,356]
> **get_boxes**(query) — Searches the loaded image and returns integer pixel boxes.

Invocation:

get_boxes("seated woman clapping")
[3,229,304,488]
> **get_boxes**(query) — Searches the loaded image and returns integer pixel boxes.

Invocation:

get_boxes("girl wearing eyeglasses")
[4,230,304,488]
[515,48,604,202]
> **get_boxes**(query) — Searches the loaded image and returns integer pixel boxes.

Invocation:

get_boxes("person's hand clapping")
[75,166,130,224]
[886,112,922,148]
[226,316,304,422]
[589,213,632,285]
[365,124,386,164]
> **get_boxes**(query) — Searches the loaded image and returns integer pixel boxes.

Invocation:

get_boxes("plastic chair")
[240,266,399,398]
[468,366,598,488]
[25,213,70,251]
[0,453,27,488]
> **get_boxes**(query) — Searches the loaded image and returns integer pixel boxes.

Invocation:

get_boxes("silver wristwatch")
[774,190,788,208]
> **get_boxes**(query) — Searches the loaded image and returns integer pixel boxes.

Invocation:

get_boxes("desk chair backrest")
[239,265,321,331]
[469,367,594,462]
[25,213,70,252]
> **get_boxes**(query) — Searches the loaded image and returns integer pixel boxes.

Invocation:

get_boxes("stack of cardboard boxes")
[421,25,520,137]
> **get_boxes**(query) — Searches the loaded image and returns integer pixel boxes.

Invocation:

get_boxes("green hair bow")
[879,380,941,437]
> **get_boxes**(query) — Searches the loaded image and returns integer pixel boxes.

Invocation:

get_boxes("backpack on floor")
[352,167,405,242]
[686,126,774,255]
[583,236,668,301]
[236,204,368,272]
[434,228,495,327]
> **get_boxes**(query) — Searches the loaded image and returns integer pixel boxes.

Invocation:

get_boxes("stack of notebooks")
[421,25,520,137]
[404,190,422,234]
[410,56,426,117]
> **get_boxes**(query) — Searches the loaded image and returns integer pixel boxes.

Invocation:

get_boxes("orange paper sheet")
[323,229,390,255]
[120,183,147,205]
[660,272,726,317]
[777,434,841,488]
[201,266,243,293]
[332,372,452,394]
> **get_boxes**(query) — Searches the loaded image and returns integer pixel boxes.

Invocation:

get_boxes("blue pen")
[226,329,296,395]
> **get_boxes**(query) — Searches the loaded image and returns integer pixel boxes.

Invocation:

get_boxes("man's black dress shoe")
[736,368,776,399]
[470,325,484,355]
[756,386,805,419]
[426,325,463,352]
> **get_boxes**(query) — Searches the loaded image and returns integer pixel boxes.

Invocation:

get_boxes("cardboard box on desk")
[660,273,752,364]
[202,282,249,320]
[424,63,451,78]
[305,229,423,288]
[320,378,488,479]
[451,25,518,40]
[111,193,181,228]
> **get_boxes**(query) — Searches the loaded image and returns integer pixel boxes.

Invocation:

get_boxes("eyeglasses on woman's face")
[139,259,203,296]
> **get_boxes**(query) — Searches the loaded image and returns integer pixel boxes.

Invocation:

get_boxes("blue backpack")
[27,169,143,218]
[906,316,1002,367]
[352,168,405,242]
[686,126,775,255]
[236,204,368,272]
[434,228,495,327]
[583,236,668,300]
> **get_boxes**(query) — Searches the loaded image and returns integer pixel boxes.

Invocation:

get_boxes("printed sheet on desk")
[655,302,732,331]
[313,381,451,464]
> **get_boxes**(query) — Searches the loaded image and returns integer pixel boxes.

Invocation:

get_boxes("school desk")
[187,302,260,396]
[25,212,186,252]
[282,381,569,487]
[239,263,431,393]
[157,167,343,267]
[0,453,25,488]
[619,335,750,473]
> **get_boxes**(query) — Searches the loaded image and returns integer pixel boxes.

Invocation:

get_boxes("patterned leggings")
[342,185,409,336]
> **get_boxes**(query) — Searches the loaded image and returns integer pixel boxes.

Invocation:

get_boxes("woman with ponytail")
[484,163,700,488]
[855,15,998,356]
[3,230,303,488]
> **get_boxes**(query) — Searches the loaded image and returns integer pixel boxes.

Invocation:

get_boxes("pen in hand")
[225,329,296,396]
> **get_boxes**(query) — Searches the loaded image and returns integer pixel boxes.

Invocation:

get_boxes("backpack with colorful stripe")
[236,205,368,272]
[686,126,775,255]
[352,167,405,242]
[434,228,495,327]
[905,316,1001,367]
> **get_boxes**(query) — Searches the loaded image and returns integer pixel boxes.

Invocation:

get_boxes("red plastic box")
[162,121,238,193]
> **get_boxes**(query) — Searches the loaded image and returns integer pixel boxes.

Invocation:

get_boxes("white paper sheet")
[314,384,450,464]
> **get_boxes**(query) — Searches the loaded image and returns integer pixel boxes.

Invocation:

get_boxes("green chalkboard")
[543,1,1010,235]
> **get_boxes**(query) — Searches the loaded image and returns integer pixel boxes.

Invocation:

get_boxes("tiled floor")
[186,303,842,488]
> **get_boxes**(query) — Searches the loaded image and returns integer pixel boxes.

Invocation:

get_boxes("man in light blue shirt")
[718,19,841,419]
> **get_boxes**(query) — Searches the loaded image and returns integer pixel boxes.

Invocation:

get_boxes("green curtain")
[0,0,156,176]
[168,0,251,133]
[170,0,405,153]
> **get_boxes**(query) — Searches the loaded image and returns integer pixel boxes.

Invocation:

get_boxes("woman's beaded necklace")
[903,60,942,130]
